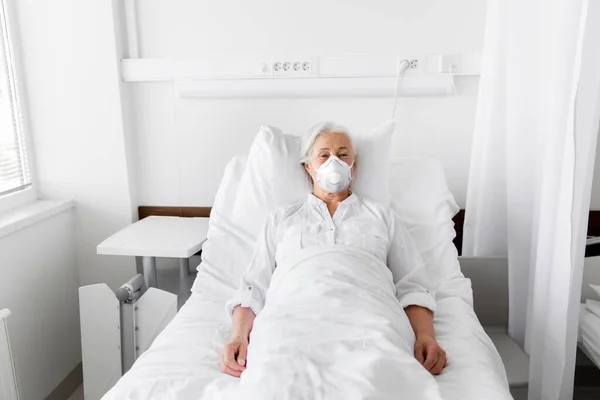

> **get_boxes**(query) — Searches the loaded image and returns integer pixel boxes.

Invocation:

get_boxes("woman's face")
[304,131,356,183]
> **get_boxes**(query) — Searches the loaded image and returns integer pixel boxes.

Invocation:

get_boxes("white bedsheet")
[103,260,511,400]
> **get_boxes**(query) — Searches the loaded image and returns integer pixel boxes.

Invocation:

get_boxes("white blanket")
[204,246,508,400]
[102,293,511,400]
[102,253,511,400]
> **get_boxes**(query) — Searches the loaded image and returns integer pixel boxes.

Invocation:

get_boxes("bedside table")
[97,216,209,289]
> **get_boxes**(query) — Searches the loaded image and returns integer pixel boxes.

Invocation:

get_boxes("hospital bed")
[98,154,524,400]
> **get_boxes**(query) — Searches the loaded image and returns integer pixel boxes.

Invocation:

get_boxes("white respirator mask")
[312,156,353,193]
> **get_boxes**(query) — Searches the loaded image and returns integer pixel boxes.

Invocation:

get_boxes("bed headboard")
[138,206,211,219]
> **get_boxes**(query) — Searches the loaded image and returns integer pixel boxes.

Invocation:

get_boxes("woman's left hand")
[414,334,447,375]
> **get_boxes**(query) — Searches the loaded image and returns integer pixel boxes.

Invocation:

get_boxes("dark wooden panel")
[138,206,212,220]
[588,210,600,236]
[182,207,212,218]
[452,210,465,256]
[586,210,600,257]
[138,206,181,219]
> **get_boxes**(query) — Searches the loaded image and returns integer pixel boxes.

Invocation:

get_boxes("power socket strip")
[271,57,317,77]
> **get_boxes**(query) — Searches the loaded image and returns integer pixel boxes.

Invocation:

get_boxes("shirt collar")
[307,192,358,208]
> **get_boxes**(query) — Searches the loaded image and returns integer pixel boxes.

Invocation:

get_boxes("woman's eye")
[320,154,328,158]
[339,153,348,158]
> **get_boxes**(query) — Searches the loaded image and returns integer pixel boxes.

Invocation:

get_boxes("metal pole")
[142,256,157,288]
[178,258,190,278]
[120,303,136,374]
[177,258,191,310]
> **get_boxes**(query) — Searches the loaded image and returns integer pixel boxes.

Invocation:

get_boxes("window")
[0,0,33,210]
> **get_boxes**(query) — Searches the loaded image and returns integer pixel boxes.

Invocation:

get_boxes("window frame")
[0,0,36,215]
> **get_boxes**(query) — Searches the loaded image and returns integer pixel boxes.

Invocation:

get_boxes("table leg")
[178,258,192,310]
[135,256,143,275]
[179,258,190,278]
[142,256,158,288]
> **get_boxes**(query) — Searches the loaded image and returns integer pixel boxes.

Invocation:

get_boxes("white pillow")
[389,156,472,305]
[229,125,310,238]
[193,156,250,294]
[351,120,395,207]
[211,156,247,218]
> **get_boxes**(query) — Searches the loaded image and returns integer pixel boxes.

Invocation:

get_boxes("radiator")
[0,309,19,400]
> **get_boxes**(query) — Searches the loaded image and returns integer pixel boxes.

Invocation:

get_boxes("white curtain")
[463,0,600,398]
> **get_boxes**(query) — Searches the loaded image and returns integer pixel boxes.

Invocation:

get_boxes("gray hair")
[299,121,357,164]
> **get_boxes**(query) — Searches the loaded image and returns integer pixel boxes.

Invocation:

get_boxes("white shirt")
[225,193,436,318]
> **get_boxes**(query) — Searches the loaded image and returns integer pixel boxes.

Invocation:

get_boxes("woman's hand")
[414,334,447,375]
[220,334,248,378]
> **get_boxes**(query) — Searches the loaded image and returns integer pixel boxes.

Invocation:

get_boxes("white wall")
[130,0,485,209]
[0,210,80,400]
[14,0,137,289]
[129,0,600,210]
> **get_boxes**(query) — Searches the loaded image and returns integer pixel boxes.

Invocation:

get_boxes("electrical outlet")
[409,59,418,69]
[272,57,317,77]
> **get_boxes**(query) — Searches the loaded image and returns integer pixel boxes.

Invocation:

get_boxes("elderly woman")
[220,122,446,381]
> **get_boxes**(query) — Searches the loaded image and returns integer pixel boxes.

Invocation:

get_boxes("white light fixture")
[176,75,456,99]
